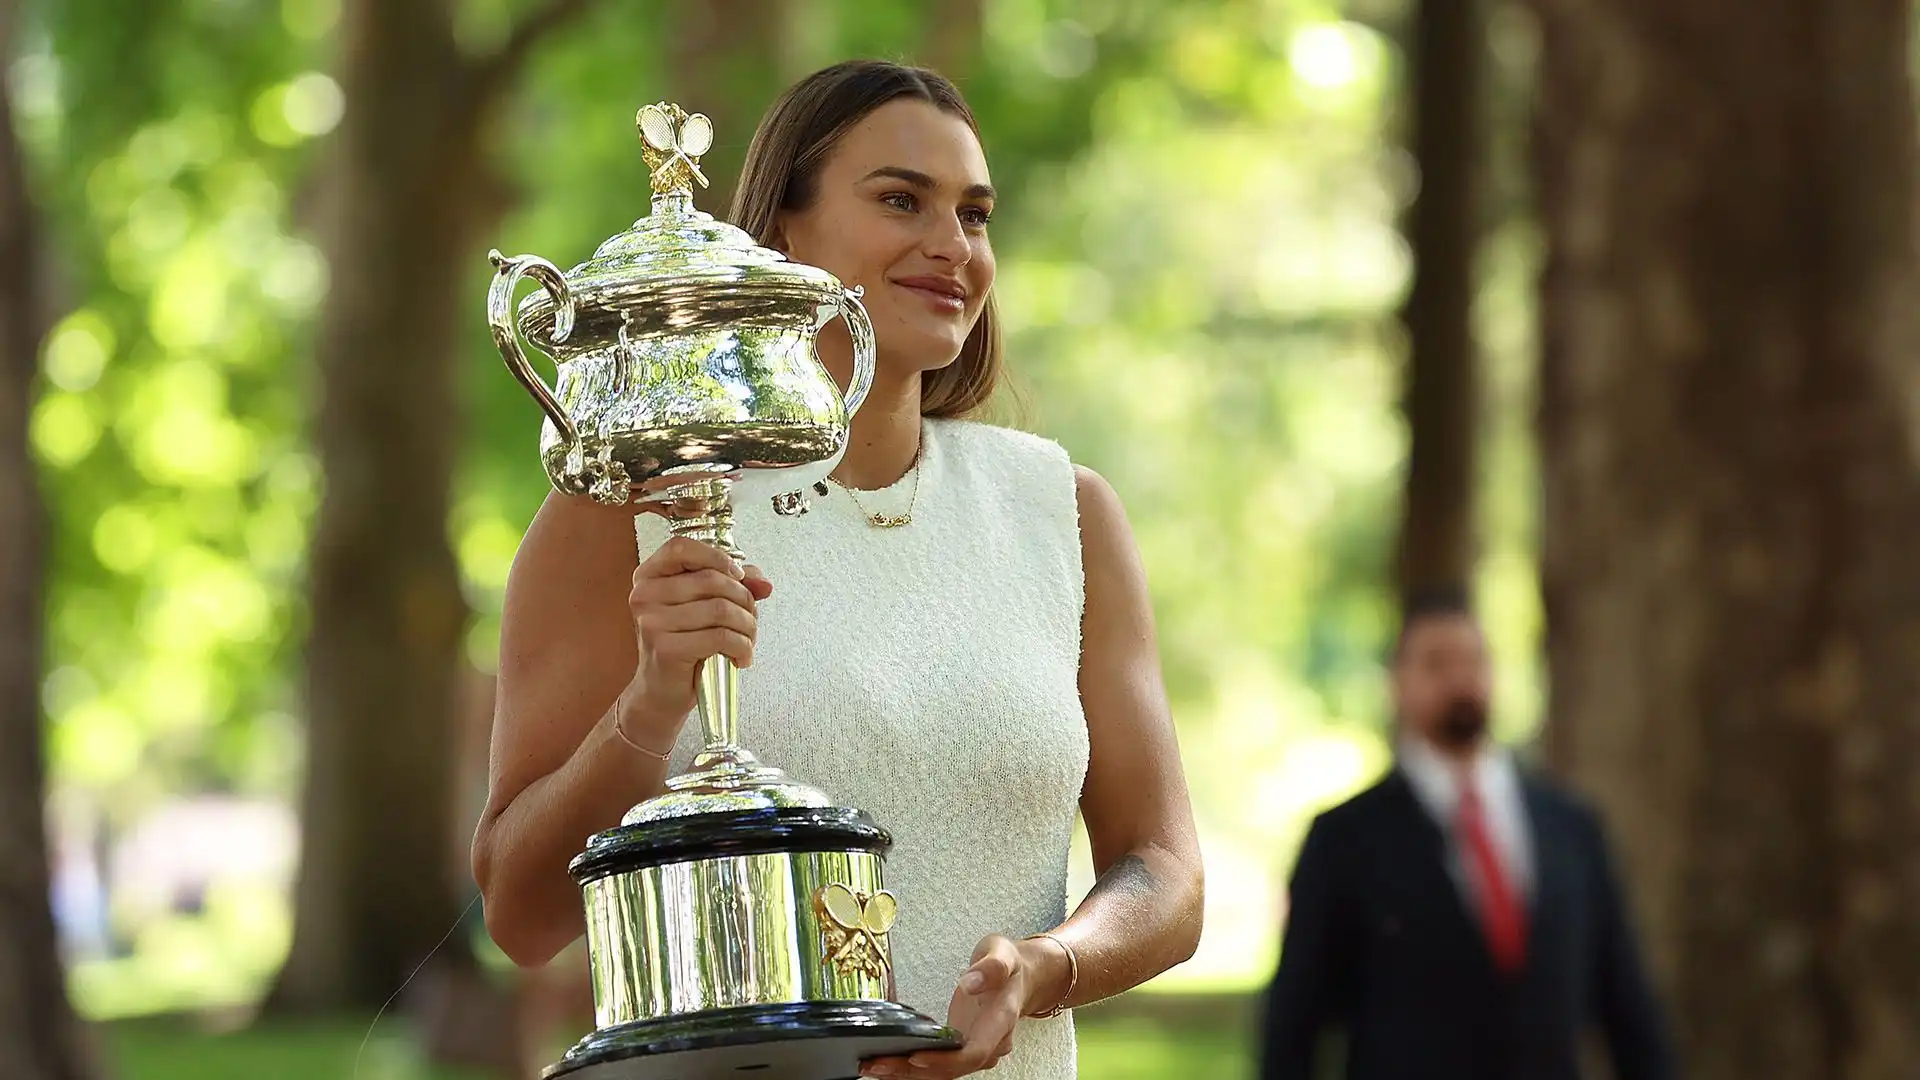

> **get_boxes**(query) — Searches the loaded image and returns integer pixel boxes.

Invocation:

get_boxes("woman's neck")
[832,365,923,490]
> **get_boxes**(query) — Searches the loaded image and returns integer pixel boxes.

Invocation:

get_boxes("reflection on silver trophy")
[486,100,958,1079]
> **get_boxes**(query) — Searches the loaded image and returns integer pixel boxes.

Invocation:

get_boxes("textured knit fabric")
[634,417,1089,1079]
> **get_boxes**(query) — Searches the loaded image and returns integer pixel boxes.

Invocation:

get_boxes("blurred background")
[3,0,1915,1078]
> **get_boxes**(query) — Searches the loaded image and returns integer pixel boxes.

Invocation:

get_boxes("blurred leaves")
[29,0,325,828]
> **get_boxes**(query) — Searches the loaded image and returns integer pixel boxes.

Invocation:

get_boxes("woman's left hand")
[859,934,1058,1078]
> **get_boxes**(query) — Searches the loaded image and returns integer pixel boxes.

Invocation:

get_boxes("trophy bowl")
[486,100,876,516]
[486,102,960,1079]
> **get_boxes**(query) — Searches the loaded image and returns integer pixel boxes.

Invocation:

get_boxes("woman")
[471,60,1203,1080]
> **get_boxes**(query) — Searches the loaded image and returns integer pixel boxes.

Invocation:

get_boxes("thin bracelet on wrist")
[1022,931,1078,1019]
[612,713,673,761]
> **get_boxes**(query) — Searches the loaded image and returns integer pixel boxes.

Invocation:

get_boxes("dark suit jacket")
[1258,769,1676,1080]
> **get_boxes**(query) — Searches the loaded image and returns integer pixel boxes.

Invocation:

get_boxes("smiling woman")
[764,103,997,425]
[471,60,1205,1080]
[730,64,1004,434]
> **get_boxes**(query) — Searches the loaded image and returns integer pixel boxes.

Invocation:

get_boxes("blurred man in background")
[1258,588,1676,1080]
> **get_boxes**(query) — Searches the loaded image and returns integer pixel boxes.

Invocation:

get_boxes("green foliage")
[71,879,291,1019]
[27,0,328,818]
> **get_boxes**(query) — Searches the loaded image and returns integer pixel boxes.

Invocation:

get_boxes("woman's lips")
[892,277,966,314]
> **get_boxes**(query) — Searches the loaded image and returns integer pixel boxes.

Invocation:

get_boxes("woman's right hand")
[623,536,774,727]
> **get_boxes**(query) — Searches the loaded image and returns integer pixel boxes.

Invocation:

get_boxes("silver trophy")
[486,101,958,1079]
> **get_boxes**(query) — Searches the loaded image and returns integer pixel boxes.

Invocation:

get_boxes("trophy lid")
[514,102,842,342]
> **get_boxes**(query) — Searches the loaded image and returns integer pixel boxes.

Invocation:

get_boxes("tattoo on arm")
[1086,853,1158,904]
[1061,850,1200,1004]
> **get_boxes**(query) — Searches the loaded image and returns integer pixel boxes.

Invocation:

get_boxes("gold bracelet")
[613,715,672,761]
[1022,931,1077,1019]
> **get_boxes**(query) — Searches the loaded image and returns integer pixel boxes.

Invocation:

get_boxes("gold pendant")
[868,513,911,529]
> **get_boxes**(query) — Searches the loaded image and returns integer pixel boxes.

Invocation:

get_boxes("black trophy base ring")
[542,1000,962,1080]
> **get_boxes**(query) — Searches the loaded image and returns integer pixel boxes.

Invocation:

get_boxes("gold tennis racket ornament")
[816,883,897,981]
[637,102,713,191]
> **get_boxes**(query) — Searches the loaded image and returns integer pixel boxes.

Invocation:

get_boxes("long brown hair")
[729,60,1002,419]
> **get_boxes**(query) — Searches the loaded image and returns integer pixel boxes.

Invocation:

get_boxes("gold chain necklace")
[824,445,923,528]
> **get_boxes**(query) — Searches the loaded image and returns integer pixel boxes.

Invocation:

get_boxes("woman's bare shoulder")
[518,491,645,564]
[506,492,645,602]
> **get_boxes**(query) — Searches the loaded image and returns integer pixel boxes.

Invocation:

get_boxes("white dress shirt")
[1397,735,1535,905]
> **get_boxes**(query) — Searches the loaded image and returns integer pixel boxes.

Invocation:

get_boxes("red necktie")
[1458,779,1528,975]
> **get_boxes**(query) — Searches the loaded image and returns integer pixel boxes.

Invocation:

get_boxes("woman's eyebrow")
[858,165,996,201]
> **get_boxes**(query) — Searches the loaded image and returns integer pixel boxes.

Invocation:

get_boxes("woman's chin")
[920,349,966,373]
[889,316,970,361]
[877,338,966,377]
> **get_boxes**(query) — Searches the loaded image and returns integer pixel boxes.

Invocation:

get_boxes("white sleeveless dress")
[633,417,1089,1079]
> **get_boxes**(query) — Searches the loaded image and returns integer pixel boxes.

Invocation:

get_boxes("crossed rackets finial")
[637,102,713,191]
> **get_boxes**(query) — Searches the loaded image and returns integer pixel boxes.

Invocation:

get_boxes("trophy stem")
[694,655,740,754]
[621,471,838,820]
[659,477,761,780]
[661,477,745,562]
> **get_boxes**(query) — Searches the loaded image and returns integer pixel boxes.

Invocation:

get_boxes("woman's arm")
[469,495,770,967]
[875,467,1203,1079]
[1035,464,1204,1007]
[470,493,665,967]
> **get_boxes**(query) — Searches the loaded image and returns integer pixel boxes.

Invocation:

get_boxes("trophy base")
[542,1000,961,1080]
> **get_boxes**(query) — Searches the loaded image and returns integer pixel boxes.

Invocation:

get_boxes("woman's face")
[775,98,996,376]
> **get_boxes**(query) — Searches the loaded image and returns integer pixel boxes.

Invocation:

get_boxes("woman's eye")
[881,192,916,212]
[961,207,993,228]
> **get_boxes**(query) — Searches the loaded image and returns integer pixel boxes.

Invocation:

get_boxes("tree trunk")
[0,1,94,1074]
[1394,0,1486,601]
[1534,2,1920,1077]
[273,0,596,1016]
[916,0,986,81]
[666,1,985,223]
[670,0,788,219]
[272,0,526,1012]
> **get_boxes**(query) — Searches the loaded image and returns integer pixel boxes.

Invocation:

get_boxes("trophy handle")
[837,285,877,417]
[766,286,876,519]
[487,250,580,452]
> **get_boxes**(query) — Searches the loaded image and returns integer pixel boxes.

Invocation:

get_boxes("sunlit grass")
[1080,1018,1250,1079]
[106,1018,490,1080]
[104,1012,1253,1080]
